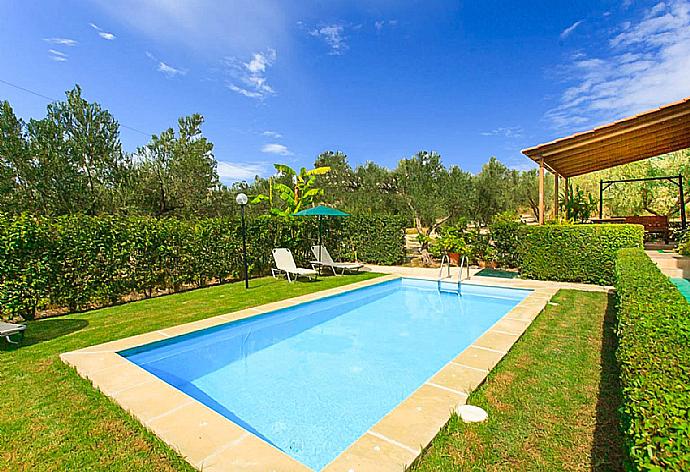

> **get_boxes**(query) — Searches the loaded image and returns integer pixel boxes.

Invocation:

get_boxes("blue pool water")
[122,278,530,470]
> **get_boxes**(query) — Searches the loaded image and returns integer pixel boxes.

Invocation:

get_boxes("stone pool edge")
[60,275,554,471]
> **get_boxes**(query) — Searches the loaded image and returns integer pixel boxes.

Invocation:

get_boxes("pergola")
[522,97,690,224]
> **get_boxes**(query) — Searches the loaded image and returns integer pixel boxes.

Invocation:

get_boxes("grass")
[0,273,380,471]
[411,289,625,471]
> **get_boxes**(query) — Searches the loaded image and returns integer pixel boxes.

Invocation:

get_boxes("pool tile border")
[61,274,556,471]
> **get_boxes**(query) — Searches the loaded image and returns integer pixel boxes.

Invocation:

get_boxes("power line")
[0,78,153,137]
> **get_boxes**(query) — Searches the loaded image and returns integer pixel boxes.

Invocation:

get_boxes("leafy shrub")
[429,225,471,257]
[560,183,597,223]
[518,224,643,285]
[615,248,690,470]
[0,213,405,320]
[489,212,525,268]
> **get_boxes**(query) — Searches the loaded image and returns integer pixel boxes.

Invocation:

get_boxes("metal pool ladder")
[437,254,470,294]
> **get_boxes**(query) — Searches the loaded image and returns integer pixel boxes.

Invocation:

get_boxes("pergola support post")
[554,173,559,219]
[680,174,687,230]
[539,158,545,224]
[599,179,604,220]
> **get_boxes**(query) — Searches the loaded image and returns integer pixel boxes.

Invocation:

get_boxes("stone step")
[661,267,685,278]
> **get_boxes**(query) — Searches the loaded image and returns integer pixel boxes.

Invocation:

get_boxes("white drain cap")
[456,404,488,423]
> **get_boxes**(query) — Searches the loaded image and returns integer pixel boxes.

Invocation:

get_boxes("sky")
[1,0,690,184]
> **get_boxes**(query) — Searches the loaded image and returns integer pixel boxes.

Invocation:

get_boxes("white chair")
[271,248,318,282]
[0,322,26,344]
[311,245,363,275]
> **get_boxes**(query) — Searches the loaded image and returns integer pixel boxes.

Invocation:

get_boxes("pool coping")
[60,275,558,471]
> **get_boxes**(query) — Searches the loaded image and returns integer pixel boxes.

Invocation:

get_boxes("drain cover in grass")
[456,405,488,423]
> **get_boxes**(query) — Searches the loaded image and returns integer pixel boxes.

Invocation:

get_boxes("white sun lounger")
[0,321,26,344]
[311,245,363,275]
[271,248,318,282]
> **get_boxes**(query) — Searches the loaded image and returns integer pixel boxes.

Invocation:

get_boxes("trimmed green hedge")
[518,224,643,285]
[615,248,690,470]
[0,213,405,320]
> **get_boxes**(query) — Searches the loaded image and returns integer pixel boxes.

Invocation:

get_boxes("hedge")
[615,248,690,470]
[0,213,405,320]
[518,224,643,285]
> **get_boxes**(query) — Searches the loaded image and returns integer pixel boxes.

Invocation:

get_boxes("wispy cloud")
[158,62,186,77]
[48,49,68,62]
[262,130,282,139]
[261,143,293,155]
[44,38,78,46]
[146,52,187,77]
[374,19,397,31]
[546,0,690,130]
[560,20,583,40]
[225,49,277,99]
[481,126,524,138]
[90,22,116,40]
[217,161,268,182]
[310,25,348,55]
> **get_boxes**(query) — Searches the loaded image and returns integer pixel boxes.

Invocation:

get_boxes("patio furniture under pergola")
[522,97,690,226]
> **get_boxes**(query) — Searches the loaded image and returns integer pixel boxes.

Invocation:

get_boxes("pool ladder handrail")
[437,255,470,294]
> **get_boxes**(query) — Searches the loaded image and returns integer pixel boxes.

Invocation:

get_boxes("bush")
[490,213,525,268]
[0,213,405,320]
[518,224,643,285]
[615,248,690,470]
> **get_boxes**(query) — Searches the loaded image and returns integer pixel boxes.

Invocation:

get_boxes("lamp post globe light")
[236,193,249,289]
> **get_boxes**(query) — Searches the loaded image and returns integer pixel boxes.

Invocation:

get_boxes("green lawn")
[412,289,625,471]
[0,273,380,471]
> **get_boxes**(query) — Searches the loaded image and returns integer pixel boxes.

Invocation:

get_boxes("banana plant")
[252,163,330,215]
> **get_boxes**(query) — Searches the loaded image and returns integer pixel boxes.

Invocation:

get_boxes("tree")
[314,150,355,206]
[394,151,472,247]
[34,85,124,215]
[252,163,331,215]
[513,169,554,222]
[137,114,218,217]
[0,101,29,212]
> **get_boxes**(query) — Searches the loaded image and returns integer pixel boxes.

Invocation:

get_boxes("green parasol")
[293,205,350,263]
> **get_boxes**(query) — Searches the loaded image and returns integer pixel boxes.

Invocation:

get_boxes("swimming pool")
[121,278,530,470]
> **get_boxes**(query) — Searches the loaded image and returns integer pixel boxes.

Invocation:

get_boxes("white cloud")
[90,22,116,40]
[48,49,68,62]
[262,130,282,138]
[374,19,397,32]
[560,20,583,40]
[44,38,78,46]
[225,49,277,99]
[146,52,187,77]
[158,62,186,77]
[546,0,690,130]
[261,143,293,155]
[310,24,348,55]
[217,161,268,182]
[481,126,524,138]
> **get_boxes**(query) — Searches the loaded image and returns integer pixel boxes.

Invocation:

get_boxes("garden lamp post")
[236,193,249,289]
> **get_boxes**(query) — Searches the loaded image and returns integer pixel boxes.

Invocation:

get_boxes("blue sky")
[2,1,690,184]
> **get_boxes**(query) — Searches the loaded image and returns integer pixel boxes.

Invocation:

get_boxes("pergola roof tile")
[522,97,690,177]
